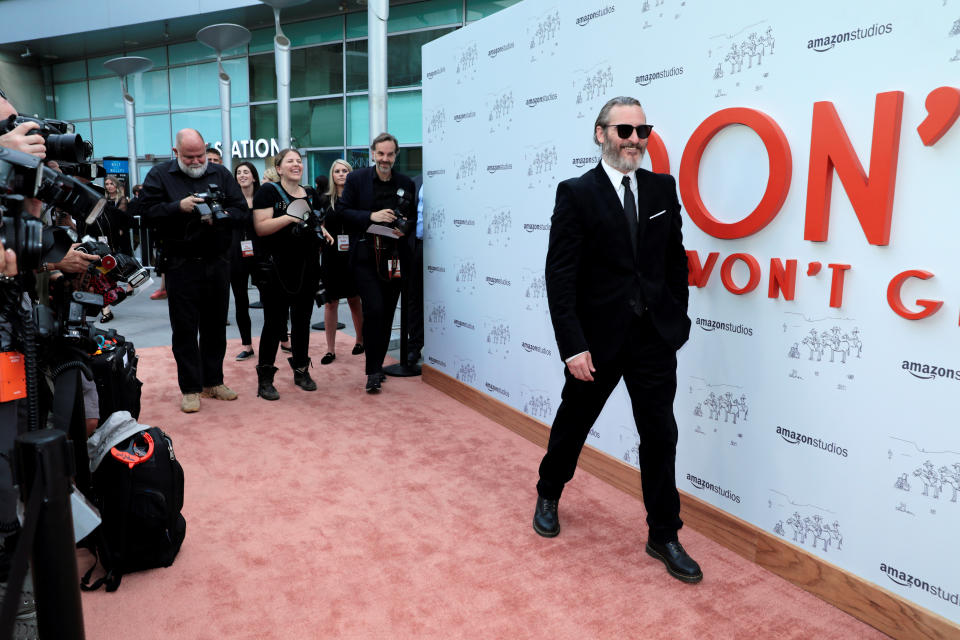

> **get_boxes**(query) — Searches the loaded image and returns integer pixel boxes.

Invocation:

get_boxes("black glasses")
[606,123,653,139]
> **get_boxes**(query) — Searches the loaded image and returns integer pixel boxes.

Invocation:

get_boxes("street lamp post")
[368,0,389,139]
[257,0,310,150]
[102,56,153,185]
[197,23,252,167]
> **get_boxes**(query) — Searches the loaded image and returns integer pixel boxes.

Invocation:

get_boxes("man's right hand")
[179,195,204,213]
[52,245,99,274]
[566,351,596,382]
[0,122,46,158]
[370,209,396,224]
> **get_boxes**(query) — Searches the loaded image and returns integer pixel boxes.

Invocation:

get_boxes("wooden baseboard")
[422,365,960,640]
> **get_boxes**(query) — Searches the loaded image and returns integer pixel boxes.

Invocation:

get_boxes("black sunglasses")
[606,123,654,139]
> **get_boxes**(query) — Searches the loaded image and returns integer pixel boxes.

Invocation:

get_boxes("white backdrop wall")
[421,0,960,622]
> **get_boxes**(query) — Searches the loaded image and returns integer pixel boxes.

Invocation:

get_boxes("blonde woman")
[251,149,332,399]
[318,159,364,364]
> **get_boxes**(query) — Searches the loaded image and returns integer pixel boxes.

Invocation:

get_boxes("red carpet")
[79,336,887,639]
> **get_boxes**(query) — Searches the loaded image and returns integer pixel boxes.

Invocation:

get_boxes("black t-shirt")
[252,182,322,288]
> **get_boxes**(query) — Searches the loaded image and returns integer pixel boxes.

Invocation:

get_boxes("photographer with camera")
[139,128,247,413]
[340,132,416,393]
[251,148,332,400]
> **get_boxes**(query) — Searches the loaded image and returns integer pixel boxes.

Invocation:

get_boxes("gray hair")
[593,96,643,145]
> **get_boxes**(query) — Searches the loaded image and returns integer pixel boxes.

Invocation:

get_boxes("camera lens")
[45,133,86,163]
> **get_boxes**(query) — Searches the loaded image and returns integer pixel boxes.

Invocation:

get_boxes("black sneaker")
[235,348,254,361]
[365,374,382,393]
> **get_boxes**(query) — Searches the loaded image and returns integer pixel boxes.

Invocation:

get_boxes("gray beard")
[178,157,208,178]
[601,138,644,173]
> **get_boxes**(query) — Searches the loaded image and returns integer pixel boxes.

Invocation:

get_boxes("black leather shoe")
[532,497,560,537]
[365,374,381,393]
[645,540,703,583]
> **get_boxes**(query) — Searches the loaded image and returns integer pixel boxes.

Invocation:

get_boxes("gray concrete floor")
[105,272,403,362]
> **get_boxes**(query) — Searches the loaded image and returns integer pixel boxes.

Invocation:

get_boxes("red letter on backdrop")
[917,86,960,146]
[720,253,761,294]
[647,131,670,175]
[827,263,851,308]
[686,250,719,287]
[886,270,943,320]
[768,258,798,300]
[679,108,792,239]
[804,91,904,246]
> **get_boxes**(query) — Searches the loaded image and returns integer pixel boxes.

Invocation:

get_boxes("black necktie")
[622,175,638,256]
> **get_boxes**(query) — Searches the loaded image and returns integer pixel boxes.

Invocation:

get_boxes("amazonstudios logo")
[807,21,893,52]
[686,473,741,503]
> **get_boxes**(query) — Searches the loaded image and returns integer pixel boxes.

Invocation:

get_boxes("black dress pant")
[536,312,683,544]
[229,232,253,345]
[353,242,401,375]
[257,283,314,369]
[165,256,231,393]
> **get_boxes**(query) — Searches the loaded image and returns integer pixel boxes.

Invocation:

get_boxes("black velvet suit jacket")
[339,165,417,264]
[545,163,690,364]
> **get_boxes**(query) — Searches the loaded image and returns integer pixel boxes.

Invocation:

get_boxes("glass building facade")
[45,0,520,184]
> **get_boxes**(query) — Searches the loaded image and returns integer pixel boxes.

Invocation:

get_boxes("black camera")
[75,239,151,290]
[193,183,229,224]
[314,280,329,308]
[0,115,93,163]
[391,187,415,236]
[0,149,88,273]
[0,146,107,225]
[58,161,106,181]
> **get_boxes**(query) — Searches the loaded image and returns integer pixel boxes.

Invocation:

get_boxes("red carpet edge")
[421,364,960,640]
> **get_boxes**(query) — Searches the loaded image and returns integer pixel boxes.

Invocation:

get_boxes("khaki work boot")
[180,392,200,413]
[201,384,238,401]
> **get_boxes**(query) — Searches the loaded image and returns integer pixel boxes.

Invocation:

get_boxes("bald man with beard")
[140,129,248,412]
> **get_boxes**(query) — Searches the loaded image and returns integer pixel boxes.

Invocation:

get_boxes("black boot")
[256,364,280,400]
[289,357,317,391]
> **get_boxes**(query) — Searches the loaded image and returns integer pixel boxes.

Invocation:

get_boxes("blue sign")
[102,157,129,175]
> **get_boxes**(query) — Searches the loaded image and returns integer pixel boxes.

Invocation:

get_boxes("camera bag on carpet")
[89,334,143,423]
[80,411,186,592]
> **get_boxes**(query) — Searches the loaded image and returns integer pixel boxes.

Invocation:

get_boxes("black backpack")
[80,426,186,591]
[88,337,143,423]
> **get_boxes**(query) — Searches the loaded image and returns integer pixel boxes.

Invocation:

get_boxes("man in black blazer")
[340,132,416,392]
[533,97,701,583]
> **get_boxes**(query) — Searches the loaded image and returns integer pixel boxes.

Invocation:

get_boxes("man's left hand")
[0,239,16,278]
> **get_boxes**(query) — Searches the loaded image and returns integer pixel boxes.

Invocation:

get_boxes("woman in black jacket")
[251,148,332,400]
[317,159,364,365]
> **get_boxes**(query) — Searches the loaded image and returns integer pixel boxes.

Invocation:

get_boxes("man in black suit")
[533,96,701,583]
[341,132,416,392]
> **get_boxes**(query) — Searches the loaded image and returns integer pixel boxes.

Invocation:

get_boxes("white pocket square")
[648,209,666,219]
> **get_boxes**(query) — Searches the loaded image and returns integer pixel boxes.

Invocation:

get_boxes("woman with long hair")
[97,176,132,322]
[318,159,364,365]
[251,149,332,400]
[232,161,260,361]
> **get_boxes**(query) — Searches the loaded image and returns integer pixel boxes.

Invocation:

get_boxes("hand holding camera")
[370,208,396,224]
[190,184,229,225]
[0,121,46,159]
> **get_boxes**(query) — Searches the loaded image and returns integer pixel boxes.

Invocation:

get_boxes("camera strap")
[267,181,291,206]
